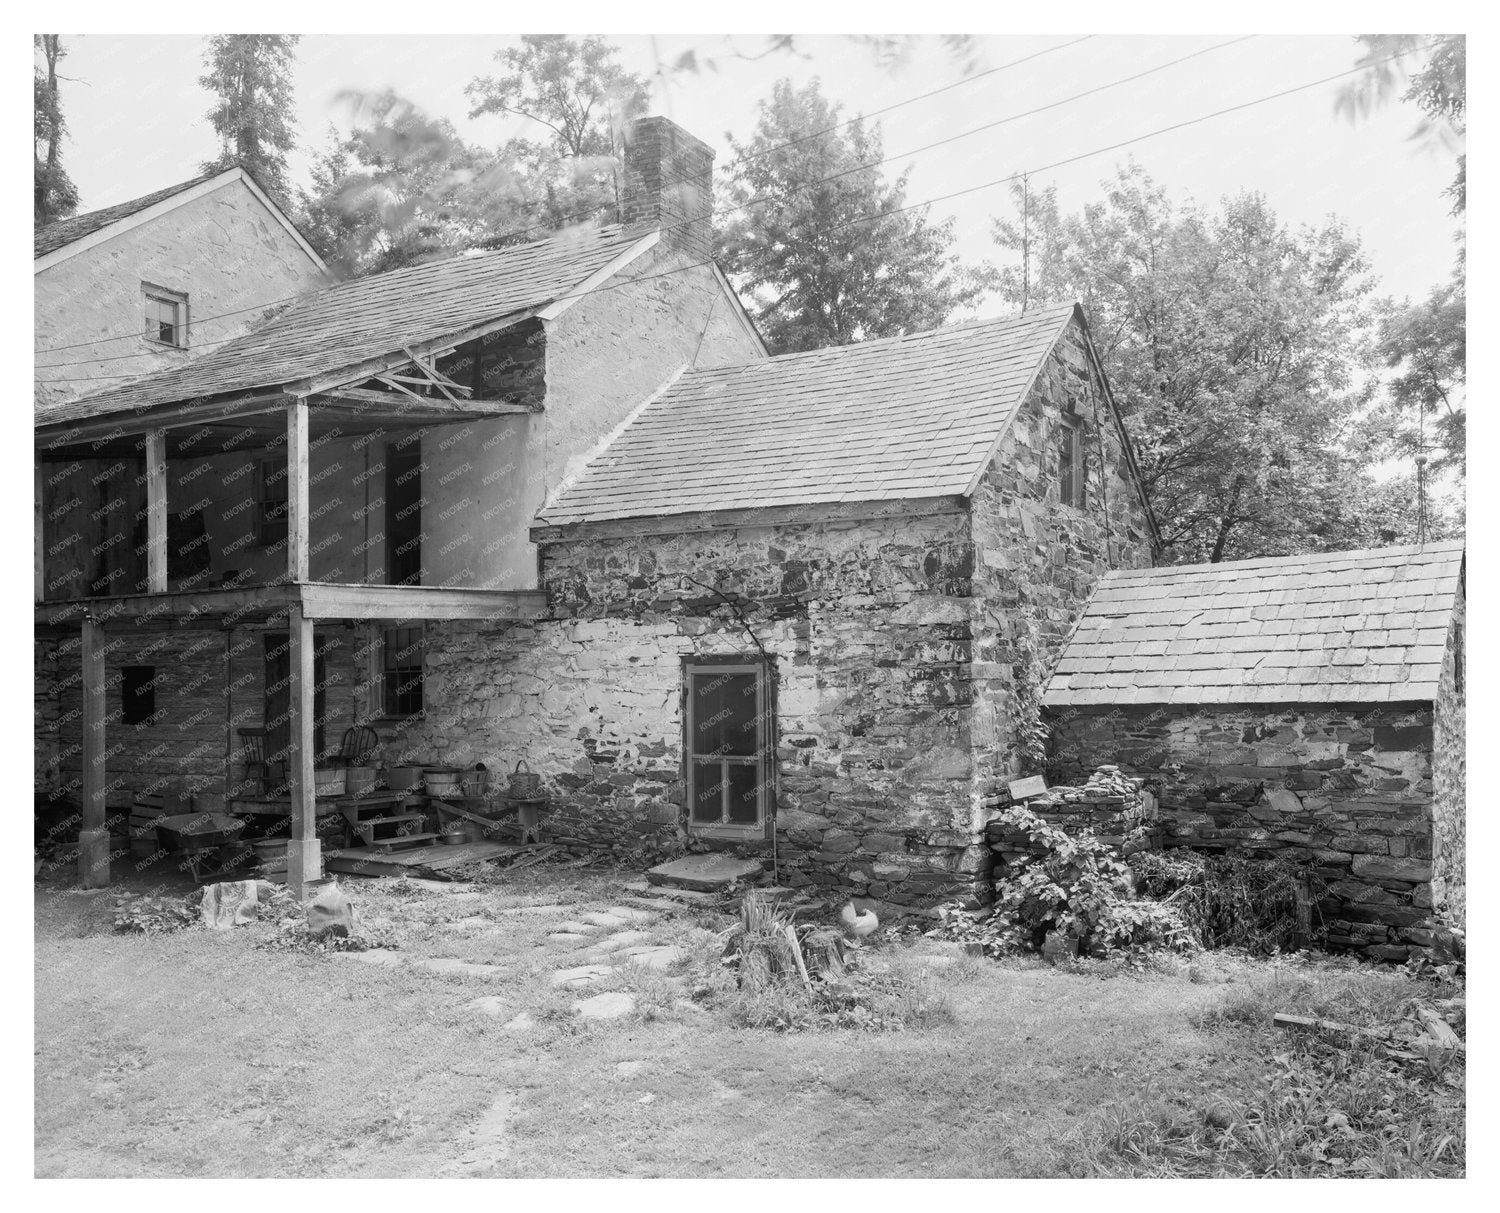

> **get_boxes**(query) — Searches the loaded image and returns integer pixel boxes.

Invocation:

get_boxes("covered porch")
[36,367,545,899]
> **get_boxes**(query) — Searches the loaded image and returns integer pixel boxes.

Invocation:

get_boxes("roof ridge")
[1104,539,1465,580]
[674,301,1081,378]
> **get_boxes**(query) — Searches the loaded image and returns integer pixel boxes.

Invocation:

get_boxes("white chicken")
[840,901,879,939]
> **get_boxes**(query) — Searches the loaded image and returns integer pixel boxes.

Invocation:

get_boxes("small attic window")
[143,284,188,347]
[1059,414,1086,509]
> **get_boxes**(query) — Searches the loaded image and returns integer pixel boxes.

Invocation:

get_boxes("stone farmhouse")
[34,116,1463,947]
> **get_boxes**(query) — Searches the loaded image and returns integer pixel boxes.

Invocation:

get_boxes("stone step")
[647,854,764,892]
[368,833,442,851]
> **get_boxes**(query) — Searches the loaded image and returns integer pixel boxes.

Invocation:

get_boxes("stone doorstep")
[647,854,764,892]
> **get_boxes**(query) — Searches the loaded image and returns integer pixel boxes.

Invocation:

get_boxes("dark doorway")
[386,440,422,586]
[263,631,331,783]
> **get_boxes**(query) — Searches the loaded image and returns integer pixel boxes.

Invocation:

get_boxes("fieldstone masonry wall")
[1048,700,1461,961]
[411,507,988,906]
[969,322,1154,794]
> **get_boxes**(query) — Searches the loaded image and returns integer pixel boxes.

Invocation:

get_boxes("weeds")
[1131,850,1327,954]
[1087,963,1465,1177]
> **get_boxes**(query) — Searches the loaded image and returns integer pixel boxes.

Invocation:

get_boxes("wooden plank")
[286,399,310,583]
[35,584,300,627]
[286,603,319,897]
[145,429,167,593]
[78,616,109,888]
[35,392,291,448]
[298,582,547,622]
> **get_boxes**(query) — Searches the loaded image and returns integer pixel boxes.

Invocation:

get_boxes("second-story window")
[255,458,289,547]
[142,284,188,348]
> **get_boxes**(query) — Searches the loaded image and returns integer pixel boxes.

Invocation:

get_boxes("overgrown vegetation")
[943,807,1191,958]
[1130,849,1327,955]
[1084,960,1465,1177]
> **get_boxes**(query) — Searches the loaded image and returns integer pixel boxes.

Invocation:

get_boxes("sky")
[51,32,1463,307]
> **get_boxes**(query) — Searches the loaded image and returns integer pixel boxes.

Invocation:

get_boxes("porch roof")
[35,223,652,429]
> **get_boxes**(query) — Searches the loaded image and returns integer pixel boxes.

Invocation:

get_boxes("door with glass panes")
[684,659,772,837]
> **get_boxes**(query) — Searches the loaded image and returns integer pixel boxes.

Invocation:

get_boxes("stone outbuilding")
[416,301,1159,907]
[1043,540,1466,958]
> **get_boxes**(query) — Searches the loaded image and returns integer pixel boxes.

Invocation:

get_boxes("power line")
[37,36,1243,370]
[39,54,1399,390]
[35,38,1089,363]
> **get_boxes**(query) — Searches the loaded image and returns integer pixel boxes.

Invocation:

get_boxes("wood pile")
[985,765,1159,864]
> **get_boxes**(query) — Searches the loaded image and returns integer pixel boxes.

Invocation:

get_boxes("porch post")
[287,399,309,583]
[78,614,110,888]
[34,459,44,603]
[285,602,321,898]
[145,429,167,593]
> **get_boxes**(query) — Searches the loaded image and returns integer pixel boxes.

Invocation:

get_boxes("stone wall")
[1431,582,1465,926]
[969,318,1155,795]
[407,505,988,906]
[1047,700,1456,960]
[35,176,326,406]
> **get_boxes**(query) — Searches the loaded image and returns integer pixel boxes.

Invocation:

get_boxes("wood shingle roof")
[33,171,224,258]
[39,224,650,427]
[537,302,1079,525]
[1043,540,1465,708]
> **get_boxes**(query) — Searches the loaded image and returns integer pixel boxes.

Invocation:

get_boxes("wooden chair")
[334,725,380,768]
[237,728,273,797]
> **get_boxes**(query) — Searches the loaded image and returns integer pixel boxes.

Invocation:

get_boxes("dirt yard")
[33,864,1464,1178]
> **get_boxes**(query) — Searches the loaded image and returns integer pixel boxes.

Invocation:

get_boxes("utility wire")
[39,36,1247,375]
[35,36,1090,363]
[39,53,1398,389]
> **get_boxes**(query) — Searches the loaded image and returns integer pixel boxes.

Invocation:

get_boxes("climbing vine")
[1009,600,1050,772]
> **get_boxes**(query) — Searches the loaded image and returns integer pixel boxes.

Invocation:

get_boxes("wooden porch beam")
[78,615,109,888]
[145,429,167,593]
[35,392,292,450]
[285,603,321,899]
[287,399,310,583]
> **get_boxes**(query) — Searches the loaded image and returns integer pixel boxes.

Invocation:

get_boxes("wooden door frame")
[681,654,775,840]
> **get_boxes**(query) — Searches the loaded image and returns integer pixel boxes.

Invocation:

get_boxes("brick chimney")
[620,116,714,261]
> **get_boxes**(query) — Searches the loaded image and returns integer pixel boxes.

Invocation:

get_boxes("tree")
[465,35,650,234]
[718,78,991,354]
[1371,280,1465,477]
[1337,35,1465,215]
[992,164,1384,564]
[34,35,79,227]
[296,94,519,277]
[199,35,300,208]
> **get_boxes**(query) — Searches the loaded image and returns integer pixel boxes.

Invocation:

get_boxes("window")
[142,285,188,347]
[684,658,774,837]
[121,665,157,726]
[382,626,425,718]
[255,458,288,547]
[1059,414,1086,509]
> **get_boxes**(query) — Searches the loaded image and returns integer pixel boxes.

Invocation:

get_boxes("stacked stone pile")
[984,766,1158,865]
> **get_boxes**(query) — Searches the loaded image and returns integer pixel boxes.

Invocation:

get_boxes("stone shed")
[1043,540,1466,959]
[410,303,1157,908]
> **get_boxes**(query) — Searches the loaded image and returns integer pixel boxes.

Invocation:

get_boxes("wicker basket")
[508,760,542,799]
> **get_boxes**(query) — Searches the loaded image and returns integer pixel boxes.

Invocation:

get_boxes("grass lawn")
[33,864,1463,1178]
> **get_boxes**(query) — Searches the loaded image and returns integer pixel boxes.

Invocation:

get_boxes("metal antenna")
[1021,173,1031,314]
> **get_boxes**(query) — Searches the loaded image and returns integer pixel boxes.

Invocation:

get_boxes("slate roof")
[38,224,650,428]
[537,302,1080,525]
[34,170,226,258]
[1043,540,1465,708]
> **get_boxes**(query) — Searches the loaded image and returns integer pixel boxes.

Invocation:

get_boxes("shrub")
[961,807,1192,957]
[1131,850,1326,954]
